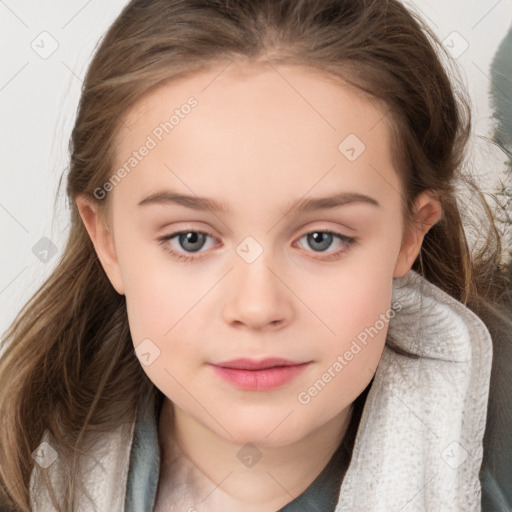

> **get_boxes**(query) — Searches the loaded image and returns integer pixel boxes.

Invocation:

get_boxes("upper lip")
[211,358,308,370]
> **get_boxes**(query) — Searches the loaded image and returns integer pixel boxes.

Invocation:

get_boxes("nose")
[222,251,294,330]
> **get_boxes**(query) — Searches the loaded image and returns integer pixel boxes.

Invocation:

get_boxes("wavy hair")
[1,0,510,509]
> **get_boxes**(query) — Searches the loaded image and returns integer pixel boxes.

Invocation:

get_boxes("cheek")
[124,271,203,377]
[327,271,392,365]
[303,238,397,342]
[122,266,202,405]
[296,273,392,422]
[112,237,186,392]
[302,252,395,394]
[122,266,175,343]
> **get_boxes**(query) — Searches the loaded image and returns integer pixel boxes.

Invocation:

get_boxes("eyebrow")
[137,189,381,214]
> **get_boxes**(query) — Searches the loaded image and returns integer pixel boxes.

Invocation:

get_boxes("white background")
[1,0,512,337]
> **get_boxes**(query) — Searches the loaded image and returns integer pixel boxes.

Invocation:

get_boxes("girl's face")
[80,62,435,448]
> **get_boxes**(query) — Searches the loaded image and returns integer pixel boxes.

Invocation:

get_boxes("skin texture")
[77,61,442,511]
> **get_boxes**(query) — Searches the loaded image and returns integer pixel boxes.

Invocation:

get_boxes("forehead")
[111,61,399,210]
[122,61,390,135]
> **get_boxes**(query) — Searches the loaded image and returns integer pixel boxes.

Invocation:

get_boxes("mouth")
[211,357,308,370]
[209,358,311,391]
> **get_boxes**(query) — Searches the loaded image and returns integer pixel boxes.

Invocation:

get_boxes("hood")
[335,269,492,511]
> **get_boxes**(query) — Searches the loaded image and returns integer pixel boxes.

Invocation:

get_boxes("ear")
[393,190,443,278]
[75,195,125,295]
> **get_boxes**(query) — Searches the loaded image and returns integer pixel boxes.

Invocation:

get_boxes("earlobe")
[75,195,125,295]
[393,191,443,278]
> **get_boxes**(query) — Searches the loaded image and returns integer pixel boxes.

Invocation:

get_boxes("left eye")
[295,230,354,255]
[158,229,356,261]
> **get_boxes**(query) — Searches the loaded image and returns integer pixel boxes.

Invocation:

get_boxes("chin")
[216,418,309,449]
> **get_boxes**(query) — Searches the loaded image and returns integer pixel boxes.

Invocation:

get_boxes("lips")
[212,357,306,370]
[209,358,311,391]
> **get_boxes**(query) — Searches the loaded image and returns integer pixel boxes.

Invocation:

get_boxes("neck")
[157,398,353,512]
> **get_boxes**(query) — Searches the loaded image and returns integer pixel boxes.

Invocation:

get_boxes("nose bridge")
[223,234,292,328]
[234,234,278,297]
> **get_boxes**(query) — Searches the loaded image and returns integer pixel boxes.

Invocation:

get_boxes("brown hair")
[1,0,510,510]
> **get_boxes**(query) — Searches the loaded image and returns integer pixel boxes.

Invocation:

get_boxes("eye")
[158,229,357,262]
[158,230,216,261]
[294,230,356,260]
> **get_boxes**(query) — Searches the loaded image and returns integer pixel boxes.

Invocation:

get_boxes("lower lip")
[210,363,310,391]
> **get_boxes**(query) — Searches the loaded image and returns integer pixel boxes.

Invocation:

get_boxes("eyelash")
[157,228,357,262]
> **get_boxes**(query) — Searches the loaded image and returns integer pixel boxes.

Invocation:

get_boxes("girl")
[1,0,510,511]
